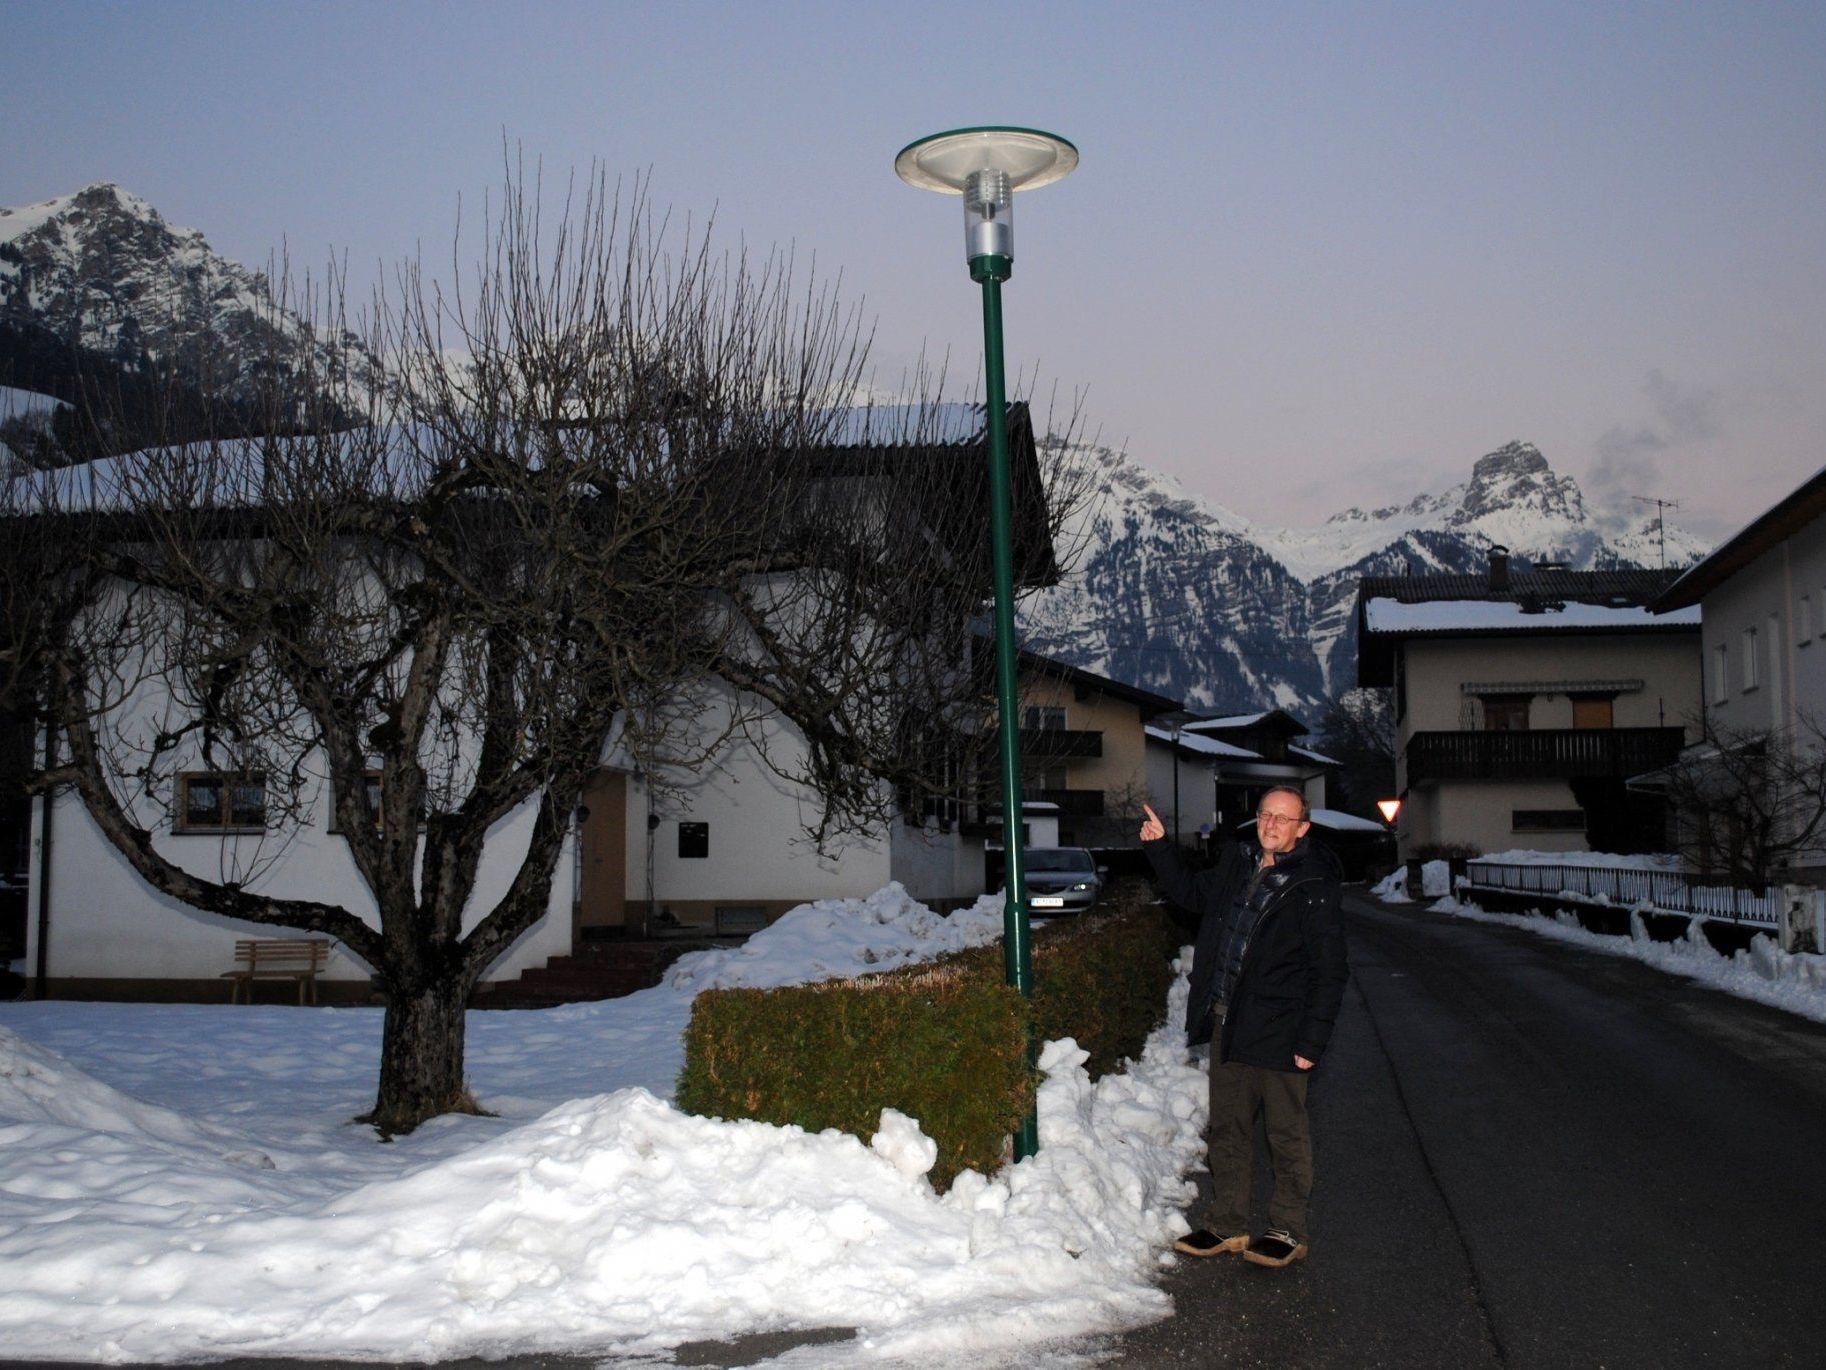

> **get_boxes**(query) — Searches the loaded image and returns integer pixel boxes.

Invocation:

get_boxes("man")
[1140,787,1348,1268]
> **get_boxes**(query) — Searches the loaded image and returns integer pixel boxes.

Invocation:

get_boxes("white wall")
[27,781,575,986]
[1702,513,1826,738]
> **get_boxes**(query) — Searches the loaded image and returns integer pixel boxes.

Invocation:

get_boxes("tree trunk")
[365,972,479,1136]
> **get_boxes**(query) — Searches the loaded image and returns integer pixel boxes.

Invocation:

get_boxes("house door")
[578,769,628,936]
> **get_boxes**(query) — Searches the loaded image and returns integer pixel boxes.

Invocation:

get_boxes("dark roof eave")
[1653,463,1826,610]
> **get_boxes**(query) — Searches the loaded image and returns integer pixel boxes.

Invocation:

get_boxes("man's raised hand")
[1140,803,1166,843]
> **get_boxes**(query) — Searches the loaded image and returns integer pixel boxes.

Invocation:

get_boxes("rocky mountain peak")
[1454,439,1584,525]
[2,184,364,422]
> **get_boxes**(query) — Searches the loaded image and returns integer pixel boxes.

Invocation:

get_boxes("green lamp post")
[895,126,1078,1161]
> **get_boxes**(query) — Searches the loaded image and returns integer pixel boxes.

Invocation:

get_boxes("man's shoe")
[1172,1228,1248,1257]
[1243,1228,1309,1267]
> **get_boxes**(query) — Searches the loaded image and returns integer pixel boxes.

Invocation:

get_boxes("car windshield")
[1027,848,1094,873]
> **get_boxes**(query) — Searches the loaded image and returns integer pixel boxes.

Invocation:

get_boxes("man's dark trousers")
[1207,1056,1313,1243]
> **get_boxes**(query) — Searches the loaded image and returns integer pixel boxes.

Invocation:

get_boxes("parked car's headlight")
[1070,881,1091,892]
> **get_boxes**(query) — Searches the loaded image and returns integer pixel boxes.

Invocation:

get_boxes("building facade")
[1357,550,1701,859]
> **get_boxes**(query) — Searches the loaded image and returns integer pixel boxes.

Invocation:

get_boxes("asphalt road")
[1099,889,1826,1369]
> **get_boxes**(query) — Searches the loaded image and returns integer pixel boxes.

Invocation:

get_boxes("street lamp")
[897,126,1077,1162]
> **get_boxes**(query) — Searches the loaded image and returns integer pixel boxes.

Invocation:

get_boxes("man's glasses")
[1255,810,1303,827]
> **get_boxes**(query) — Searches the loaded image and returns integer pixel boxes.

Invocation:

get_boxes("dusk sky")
[6,0,1822,540]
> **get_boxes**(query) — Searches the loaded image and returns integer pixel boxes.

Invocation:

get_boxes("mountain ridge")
[0,183,1711,716]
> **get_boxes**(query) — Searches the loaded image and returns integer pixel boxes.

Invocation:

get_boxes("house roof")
[1654,462,1826,610]
[1012,643,1183,718]
[1182,709,1309,740]
[1355,566,1697,686]
[1144,725,1261,761]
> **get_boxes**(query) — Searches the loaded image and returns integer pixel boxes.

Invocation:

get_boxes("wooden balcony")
[1018,727,1103,760]
[1405,728,1686,784]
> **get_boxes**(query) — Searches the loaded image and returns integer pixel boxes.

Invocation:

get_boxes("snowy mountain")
[1021,439,1709,716]
[0,185,1707,718]
[0,183,370,434]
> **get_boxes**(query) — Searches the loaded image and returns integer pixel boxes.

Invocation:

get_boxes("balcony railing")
[1018,727,1103,760]
[1405,727,1685,784]
[1023,788,1106,817]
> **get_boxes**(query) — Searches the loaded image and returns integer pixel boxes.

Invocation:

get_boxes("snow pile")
[1371,860,1451,903]
[665,882,1007,992]
[0,891,1207,1363]
[1431,896,1826,1026]
[1475,849,1681,870]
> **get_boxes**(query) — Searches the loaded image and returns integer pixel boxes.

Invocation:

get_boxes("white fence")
[1462,860,1783,927]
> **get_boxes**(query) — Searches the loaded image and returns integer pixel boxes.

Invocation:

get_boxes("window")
[1482,695,1530,731]
[1712,643,1729,702]
[1021,760,1069,796]
[677,822,709,859]
[1742,627,1760,691]
[1513,809,1585,832]
[1801,595,1813,646]
[178,773,267,833]
[1023,705,1067,730]
[1570,694,1614,729]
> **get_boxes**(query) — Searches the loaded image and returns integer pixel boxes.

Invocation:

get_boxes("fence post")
[1779,885,1819,954]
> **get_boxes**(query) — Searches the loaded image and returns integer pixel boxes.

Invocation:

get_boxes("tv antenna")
[1632,495,1681,569]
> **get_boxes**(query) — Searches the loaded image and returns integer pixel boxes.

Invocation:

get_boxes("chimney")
[1487,544,1510,591]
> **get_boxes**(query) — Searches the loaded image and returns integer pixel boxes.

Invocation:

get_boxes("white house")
[1144,709,1334,846]
[1652,462,1826,882]
[17,404,1054,1001]
[1356,548,1701,859]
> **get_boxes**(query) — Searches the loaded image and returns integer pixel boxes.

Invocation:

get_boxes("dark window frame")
[176,771,268,834]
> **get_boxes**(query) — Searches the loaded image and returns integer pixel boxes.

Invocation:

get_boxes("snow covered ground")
[1371,854,1826,1026]
[0,885,1207,1365]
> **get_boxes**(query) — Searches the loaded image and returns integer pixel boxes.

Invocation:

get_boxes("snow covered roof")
[1187,711,1270,729]
[1356,567,1702,687]
[1144,725,1260,760]
[1289,744,1341,766]
[1309,807,1386,833]
[1180,709,1309,739]
[1364,598,1700,633]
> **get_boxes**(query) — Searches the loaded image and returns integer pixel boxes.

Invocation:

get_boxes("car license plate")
[1032,896,1066,909]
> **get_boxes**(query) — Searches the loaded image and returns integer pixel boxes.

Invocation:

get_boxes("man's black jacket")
[1143,835,1349,1070]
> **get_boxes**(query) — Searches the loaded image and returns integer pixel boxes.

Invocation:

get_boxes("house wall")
[1393,628,1700,860]
[623,707,891,930]
[1019,671,1151,846]
[888,820,988,909]
[1701,511,1826,737]
[1692,509,1826,881]
[26,781,575,996]
[1399,634,1700,738]
[1401,777,1590,856]
[1144,741,1216,842]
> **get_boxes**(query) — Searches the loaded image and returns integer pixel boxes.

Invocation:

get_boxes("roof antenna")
[1631,495,1680,569]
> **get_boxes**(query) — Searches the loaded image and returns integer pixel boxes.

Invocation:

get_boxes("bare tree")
[5,168,1087,1134]
[1658,713,1826,893]
[1315,687,1395,818]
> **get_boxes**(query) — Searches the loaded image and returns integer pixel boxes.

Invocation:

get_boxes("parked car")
[1024,847,1105,914]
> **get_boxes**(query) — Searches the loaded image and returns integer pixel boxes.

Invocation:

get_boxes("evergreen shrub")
[675,881,1180,1189]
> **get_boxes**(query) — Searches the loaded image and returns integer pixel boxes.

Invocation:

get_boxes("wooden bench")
[221,939,330,1005]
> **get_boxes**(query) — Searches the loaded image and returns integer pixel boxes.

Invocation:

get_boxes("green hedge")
[675,882,1178,1189]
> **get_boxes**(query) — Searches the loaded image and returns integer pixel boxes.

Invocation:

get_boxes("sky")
[4,0,1823,540]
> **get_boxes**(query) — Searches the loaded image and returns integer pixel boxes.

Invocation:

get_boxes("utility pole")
[1632,495,1681,569]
